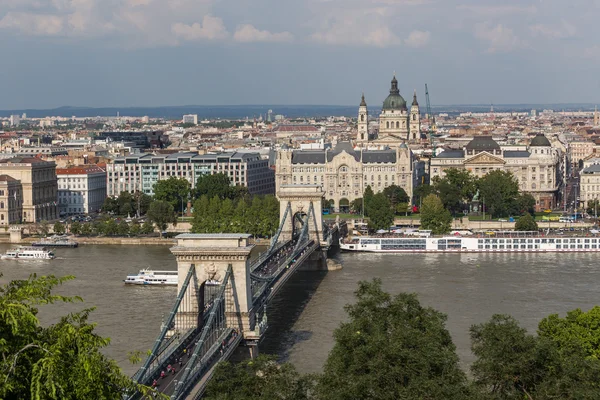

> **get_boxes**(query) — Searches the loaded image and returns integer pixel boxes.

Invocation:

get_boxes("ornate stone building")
[357,75,421,147]
[430,135,562,211]
[275,142,414,212]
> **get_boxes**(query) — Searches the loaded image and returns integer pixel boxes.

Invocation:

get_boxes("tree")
[538,306,600,359]
[117,220,130,236]
[101,196,119,214]
[39,220,50,236]
[478,170,520,218]
[366,193,394,231]
[420,194,452,234]
[382,185,409,212]
[0,274,149,399]
[191,196,211,233]
[153,177,190,214]
[81,222,92,236]
[397,201,410,216]
[350,198,363,214]
[141,219,154,235]
[432,169,477,216]
[129,221,141,236]
[146,200,176,232]
[586,199,600,216]
[195,173,232,200]
[363,186,375,217]
[516,193,536,216]
[70,221,81,235]
[53,222,66,235]
[414,183,434,206]
[204,355,314,400]
[515,213,538,231]
[317,279,469,400]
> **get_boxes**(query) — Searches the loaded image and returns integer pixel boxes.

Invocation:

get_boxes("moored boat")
[32,235,78,248]
[340,235,600,253]
[1,246,55,260]
[124,269,178,286]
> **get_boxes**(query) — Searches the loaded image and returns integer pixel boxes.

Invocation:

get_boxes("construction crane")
[425,83,436,157]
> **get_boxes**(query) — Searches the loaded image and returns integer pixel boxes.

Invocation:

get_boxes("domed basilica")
[357,74,421,148]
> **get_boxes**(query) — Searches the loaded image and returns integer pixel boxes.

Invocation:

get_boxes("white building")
[580,164,600,209]
[106,151,275,197]
[56,165,106,215]
[183,114,198,125]
[9,115,20,126]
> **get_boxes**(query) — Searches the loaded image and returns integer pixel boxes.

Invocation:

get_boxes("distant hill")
[0,104,597,119]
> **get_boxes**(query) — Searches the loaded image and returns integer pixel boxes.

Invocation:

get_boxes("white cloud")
[474,23,525,53]
[233,24,293,43]
[311,24,400,47]
[0,12,64,35]
[530,21,577,39]
[171,15,229,41]
[457,4,538,17]
[404,30,430,48]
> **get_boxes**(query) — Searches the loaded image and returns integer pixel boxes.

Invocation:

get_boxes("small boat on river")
[1,246,55,260]
[32,235,78,248]
[124,269,178,286]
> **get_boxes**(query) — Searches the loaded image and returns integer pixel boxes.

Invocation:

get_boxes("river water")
[1,244,599,375]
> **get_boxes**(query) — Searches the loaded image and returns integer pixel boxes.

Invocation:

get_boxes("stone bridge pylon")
[276,184,324,242]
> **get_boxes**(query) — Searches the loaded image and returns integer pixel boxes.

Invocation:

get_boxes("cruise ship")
[123,269,178,286]
[340,235,600,253]
[1,247,55,260]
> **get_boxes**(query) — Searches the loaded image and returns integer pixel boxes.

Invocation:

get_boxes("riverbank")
[0,234,271,246]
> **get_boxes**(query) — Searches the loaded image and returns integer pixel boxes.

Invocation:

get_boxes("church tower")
[594,105,599,126]
[357,93,368,144]
[409,90,420,141]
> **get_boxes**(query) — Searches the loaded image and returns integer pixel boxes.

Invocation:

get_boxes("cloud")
[171,15,229,41]
[311,24,400,47]
[583,45,600,62]
[530,21,577,39]
[404,30,430,48]
[474,23,525,53]
[457,4,538,17]
[0,12,64,36]
[233,24,293,43]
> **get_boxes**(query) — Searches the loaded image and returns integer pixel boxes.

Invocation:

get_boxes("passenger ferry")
[340,235,600,253]
[1,246,55,260]
[32,235,78,248]
[123,269,178,286]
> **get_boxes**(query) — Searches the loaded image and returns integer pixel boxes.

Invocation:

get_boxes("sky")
[1,0,600,109]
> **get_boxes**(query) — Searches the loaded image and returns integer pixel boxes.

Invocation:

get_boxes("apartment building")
[0,175,23,225]
[106,152,275,196]
[56,165,107,215]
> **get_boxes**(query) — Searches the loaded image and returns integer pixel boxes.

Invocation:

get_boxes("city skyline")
[1,0,600,109]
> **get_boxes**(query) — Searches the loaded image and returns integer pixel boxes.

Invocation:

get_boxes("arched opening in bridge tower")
[293,212,307,239]
[339,198,350,214]
[327,199,335,213]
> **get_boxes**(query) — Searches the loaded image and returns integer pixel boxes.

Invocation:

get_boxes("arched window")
[0,201,3,209]
[360,115,364,122]
[386,121,389,128]
[532,183,537,189]
[412,114,416,121]
[396,121,399,129]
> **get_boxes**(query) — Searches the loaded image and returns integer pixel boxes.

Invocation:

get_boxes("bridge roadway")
[143,236,321,399]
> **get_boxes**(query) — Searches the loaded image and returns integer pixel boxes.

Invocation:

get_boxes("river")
[1,244,599,375]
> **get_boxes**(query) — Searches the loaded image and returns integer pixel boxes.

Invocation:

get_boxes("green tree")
[0,274,149,399]
[515,213,538,231]
[516,193,536,216]
[382,185,409,211]
[586,199,600,216]
[135,192,153,216]
[70,221,81,235]
[317,279,469,400]
[478,170,519,218]
[248,196,265,236]
[81,222,92,236]
[101,196,119,214]
[153,177,190,214]
[195,173,232,200]
[53,222,66,235]
[232,199,249,233]
[322,198,331,210]
[117,220,130,236]
[432,168,477,215]
[396,201,410,216]
[191,196,211,233]
[204,355,315,400]
[414,183,434,206]
[147,200,176,232]
[261,195,280,237]
[219,198,235,232]
[363,186,375,217]
[104,219,118,236]
[350,198,363,214]
[538,306,600,359]
[141,219,154,235]
[366,193,394,231]
[129,221,141,236]
[420,194,452,234]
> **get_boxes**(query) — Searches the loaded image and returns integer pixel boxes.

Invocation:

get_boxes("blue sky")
[1,0,599,109]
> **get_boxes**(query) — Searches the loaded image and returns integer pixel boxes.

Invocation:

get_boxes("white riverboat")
[1,246,55,260]
[340,235,600,253]
[123,269,178,286]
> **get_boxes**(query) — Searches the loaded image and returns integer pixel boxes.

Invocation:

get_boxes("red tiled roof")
[0,157,49,164]
[275,125,319,132]
[56,165,105,175]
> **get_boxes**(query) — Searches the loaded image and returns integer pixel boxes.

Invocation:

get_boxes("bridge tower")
[277,184,324,242]
[170,234,255,333]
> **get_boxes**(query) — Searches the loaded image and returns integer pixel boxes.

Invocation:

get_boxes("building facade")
[0,175,23,225]
[580,164,600,210]
[57,165,107,215]
[569,140,595,168]
[275,142,414,212]
[431,135,562,211]
[0,157,58,222]
[106,152,275,197]
[357,75,421,147]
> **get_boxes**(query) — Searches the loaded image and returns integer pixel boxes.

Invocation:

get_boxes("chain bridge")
[129,185,346,399]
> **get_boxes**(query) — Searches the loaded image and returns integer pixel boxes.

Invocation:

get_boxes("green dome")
[382,75,407,111]
[530,134,551,147]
